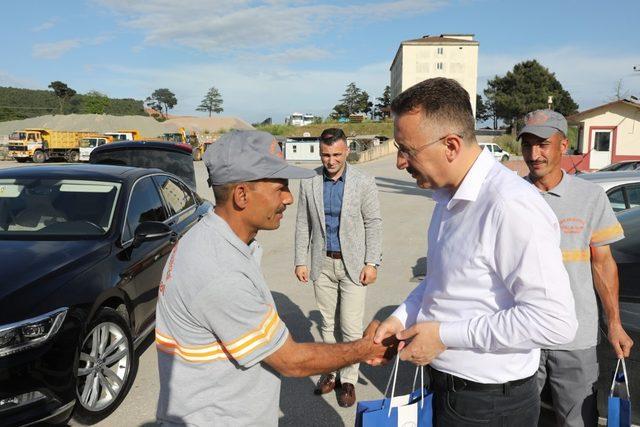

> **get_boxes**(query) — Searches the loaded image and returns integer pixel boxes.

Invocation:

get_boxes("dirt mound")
[164,116,254,133]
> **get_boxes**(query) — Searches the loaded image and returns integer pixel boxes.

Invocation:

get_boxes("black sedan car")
[0,164,212,425]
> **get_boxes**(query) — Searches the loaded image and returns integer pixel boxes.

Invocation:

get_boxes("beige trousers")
[313,255,367,385]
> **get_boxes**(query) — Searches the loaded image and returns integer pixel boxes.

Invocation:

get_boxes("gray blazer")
[294,163,382,283]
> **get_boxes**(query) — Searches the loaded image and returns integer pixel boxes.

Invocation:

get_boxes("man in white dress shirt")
[372,78,578,426]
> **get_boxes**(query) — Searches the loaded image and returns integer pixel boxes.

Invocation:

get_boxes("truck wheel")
[67,150,80,163]
[501,155,509,163]
[72,307,137,424]
[33,150,46,163]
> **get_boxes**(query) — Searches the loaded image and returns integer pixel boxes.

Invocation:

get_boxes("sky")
[3,0,640,124]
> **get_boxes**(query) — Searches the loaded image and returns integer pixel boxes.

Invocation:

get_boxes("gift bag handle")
[384,356,425,416]
[609,358,631,398]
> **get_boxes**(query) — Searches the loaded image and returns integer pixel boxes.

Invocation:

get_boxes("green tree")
[476,94,490,123]
[360,90,373,119]
[374,85,392,120]
[196,86,224,117]
[332,82,364,118]
[484,60,578,136]
[48,81,77,114]
[146,88,177,118]
[82,90,110,114]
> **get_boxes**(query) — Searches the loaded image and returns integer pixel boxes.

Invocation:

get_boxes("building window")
[436,62,443,70]
[310,145,314,153]
[593,131,611,151]
[292,145,297,153]
[437,47,443,55]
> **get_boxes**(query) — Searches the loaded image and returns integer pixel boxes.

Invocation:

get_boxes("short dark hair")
[319,128,347,145]
[212,182,255,205]
[391,78,475,142]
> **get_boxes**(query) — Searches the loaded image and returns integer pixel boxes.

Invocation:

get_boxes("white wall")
[284,140,320,161]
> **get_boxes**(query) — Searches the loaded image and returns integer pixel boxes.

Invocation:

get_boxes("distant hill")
[0,86,146,122]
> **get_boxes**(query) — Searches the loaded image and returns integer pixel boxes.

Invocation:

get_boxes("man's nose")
[282,189,293,205]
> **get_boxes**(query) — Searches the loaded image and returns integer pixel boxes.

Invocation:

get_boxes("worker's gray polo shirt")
[526,172,624,350]
[155,211,288,426]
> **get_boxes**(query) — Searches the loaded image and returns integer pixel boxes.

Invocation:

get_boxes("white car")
[577,171,640,212]
[479,143,510,162]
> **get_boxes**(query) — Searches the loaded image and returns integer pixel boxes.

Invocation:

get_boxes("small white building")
[283,137,319,161]
[285,113,316,127]
[563,99,640,171]
[390,34,479,117]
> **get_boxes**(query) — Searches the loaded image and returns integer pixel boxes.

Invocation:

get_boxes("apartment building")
[390,34,479,117]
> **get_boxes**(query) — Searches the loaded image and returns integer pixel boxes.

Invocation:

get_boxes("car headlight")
[0,308,67,357]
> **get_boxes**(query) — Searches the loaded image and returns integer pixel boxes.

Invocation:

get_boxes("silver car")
[577,171,640,212]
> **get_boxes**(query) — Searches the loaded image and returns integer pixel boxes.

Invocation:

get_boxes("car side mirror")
[132,221,174,248]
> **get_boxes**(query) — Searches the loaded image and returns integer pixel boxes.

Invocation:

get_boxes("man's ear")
[560,137,569,154]
[232,183,250,209]
[444,133,463,162]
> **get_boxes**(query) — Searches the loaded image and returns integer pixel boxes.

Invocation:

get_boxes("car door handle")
[154,253,161,261]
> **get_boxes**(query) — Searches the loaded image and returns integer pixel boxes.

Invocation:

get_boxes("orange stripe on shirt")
[562,249,590,263]
[155,308,283,362]
[591,223,623,245]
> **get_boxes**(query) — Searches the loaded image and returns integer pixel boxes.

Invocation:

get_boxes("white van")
[479,143,510,162]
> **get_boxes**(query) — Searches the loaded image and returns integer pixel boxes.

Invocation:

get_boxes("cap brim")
[269,164,318,180]
[517,125,557,140]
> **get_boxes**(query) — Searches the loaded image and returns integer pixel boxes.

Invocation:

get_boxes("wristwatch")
[366,263,378,269]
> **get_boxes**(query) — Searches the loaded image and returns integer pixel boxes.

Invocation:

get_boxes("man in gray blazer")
[294,128,383,407]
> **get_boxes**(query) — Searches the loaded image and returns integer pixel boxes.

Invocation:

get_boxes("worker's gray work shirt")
[526,172,624,350]
[155,211,289,426]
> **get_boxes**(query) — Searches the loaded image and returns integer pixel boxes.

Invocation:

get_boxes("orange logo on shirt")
[559,217,586,234]
[159,243,179,297]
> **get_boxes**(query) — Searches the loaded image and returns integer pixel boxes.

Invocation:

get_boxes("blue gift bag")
[608,358,631,427]
[355,357,433,427]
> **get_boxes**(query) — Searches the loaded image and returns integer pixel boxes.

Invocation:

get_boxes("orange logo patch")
[525,111,550,126]
[269,139,284,158]
[559,217,585,234]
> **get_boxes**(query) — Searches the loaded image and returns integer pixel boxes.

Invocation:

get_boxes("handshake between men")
[365,317,446,367]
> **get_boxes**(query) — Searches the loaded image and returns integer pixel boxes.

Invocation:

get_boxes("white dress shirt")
[392,149,577,383]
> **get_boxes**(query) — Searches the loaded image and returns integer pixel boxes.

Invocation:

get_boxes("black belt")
[326,251,343,259]
[428,367,534,394]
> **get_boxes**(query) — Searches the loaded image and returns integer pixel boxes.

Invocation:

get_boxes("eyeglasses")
[394,133,463,159]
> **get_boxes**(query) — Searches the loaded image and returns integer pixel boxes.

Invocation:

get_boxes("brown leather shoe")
[314,374,337,395]
[338,382,356,407]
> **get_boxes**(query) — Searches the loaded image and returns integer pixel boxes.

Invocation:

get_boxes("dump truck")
[79,130,141,161]
[7,129,97,163]
[78,134,113,162]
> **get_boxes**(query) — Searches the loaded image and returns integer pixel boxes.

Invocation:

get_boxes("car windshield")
[0,178,121,238]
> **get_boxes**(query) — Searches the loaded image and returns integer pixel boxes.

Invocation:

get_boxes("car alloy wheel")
[74,307,137,423]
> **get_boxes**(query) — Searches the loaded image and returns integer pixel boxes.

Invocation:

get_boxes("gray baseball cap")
[517,109,568,140]
[204,130,317,186]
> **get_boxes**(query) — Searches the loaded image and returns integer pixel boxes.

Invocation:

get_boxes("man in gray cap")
[520,110,633,426]
[154,130,395,426]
